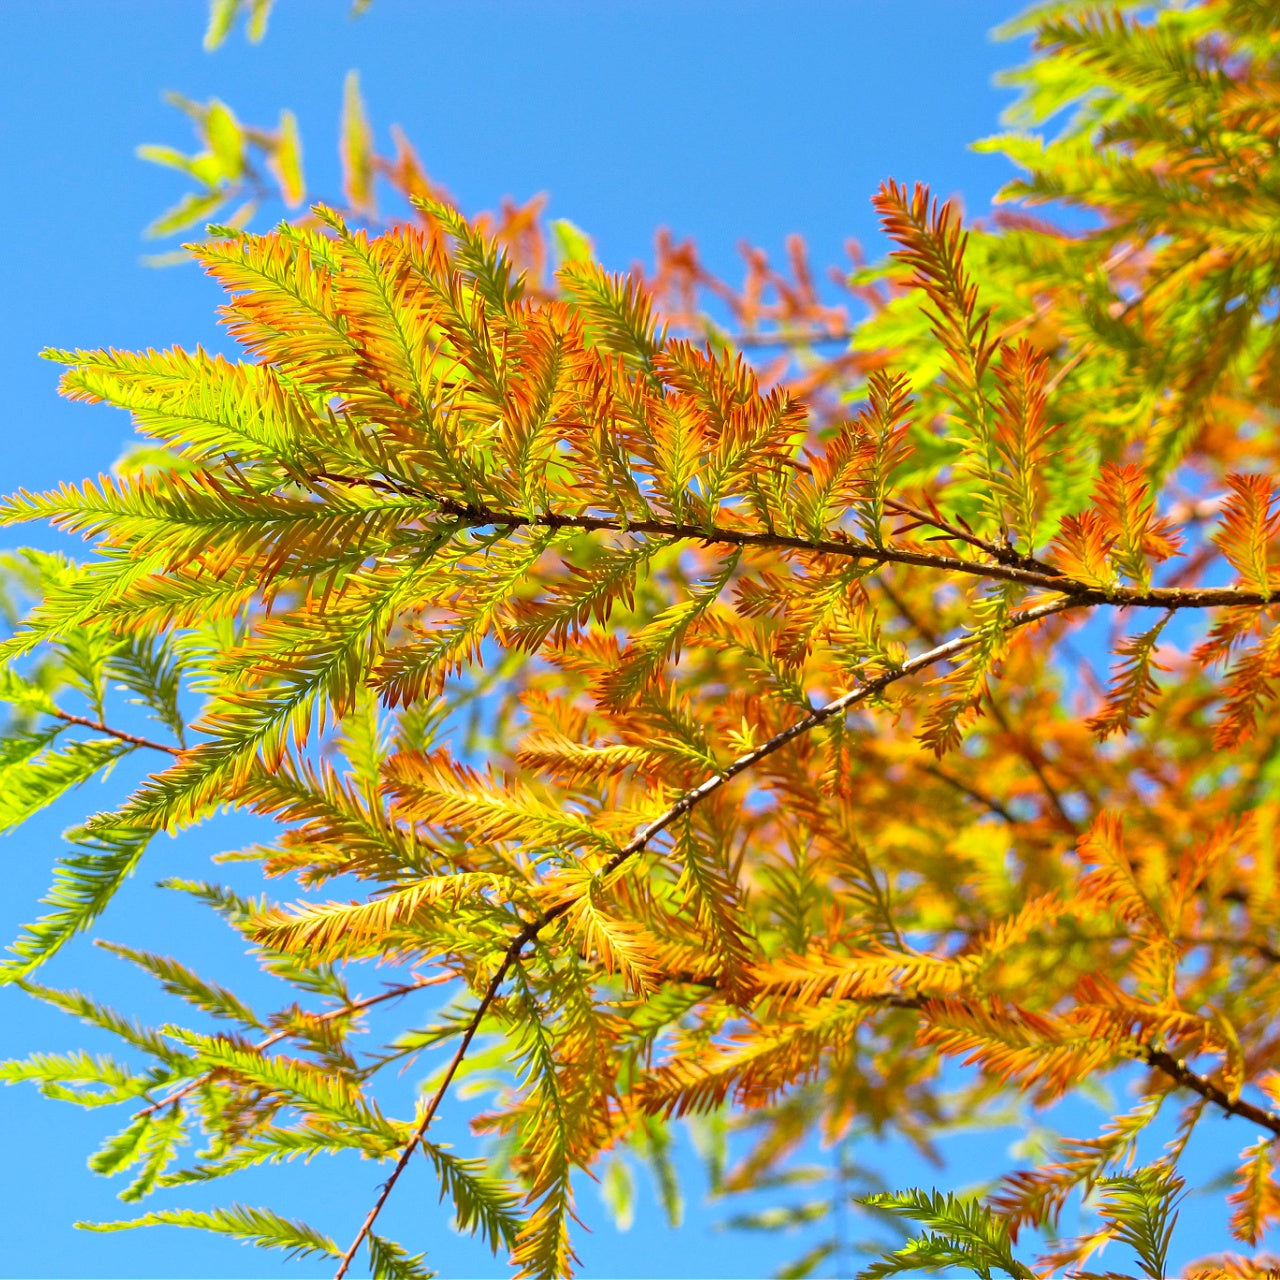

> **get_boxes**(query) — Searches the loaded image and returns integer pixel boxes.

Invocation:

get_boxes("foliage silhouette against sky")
[7,3,1280,1279]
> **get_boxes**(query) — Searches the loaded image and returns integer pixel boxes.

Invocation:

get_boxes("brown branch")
[884,497,1056,576]
[50,709,182,756]
[331,595,1083,1275]
[315,477,1280,612]
[919,762,1021,825]
[333,956,518,1279]
[648,970,1280,1134]
[318,478,1068,592]
[722,328,854,350]
[665,974,1280,1139]
[1139,1045,1280,1136]
[873,572,1080,834]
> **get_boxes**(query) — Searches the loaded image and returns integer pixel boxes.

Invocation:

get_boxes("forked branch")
[332,595,1082,1275]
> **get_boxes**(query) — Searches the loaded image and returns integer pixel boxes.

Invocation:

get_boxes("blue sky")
[0,3,1250,1278]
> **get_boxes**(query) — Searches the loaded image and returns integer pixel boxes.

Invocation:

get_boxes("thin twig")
[884,497,1054,576]
[318,478,1068,592]
[333,956,519,1279]
[50,709,182,756]
[132,977,442,1121]
[983,698,1081,836]
[332,595,1082,1276]
[873,571,1081,833]
[920,762,1021,825]
[1139,1045,1280,1136]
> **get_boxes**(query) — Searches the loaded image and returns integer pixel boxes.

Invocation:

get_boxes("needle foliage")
[5,1,1280,1276]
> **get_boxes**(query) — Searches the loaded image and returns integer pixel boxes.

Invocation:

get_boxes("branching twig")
[884,497,1055,575]
[132,976,442,1121]
[50,709,181,756]
[332,958,519,1279]
[332,595,1082,1275]
[312,477,1280,612]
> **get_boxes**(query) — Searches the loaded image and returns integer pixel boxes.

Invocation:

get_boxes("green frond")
[0,732,131,834]
[385,751,622,859]
[17,980,191,1066]
[0,824,154,983]
[421,1140,523,1253]
[508,971,580,1280]
[0,663,59,717]
[562,875,660,993]
[596,552,739,710]
[856,1189,1035,1279]
[119,1104,188,1202]
[89,1113,157,1177]
[48,346,309,465]
[232,754,429,885]
[367,1232,438,1280]
[558,260,663,378]
[0,548,198,663]
[337,683,393,793]
[157,878,350,1000]
[58,620,121,720]
[506,541,663,653]
[106,632,187,742]
[0,1049,152,1108]
[872,181,1005,535]
[94,941,263,1030]
[161,1028,405,1149]
[158,1126,373,1188]
[126,562,435,830]
[1090,1164,1183,1280]
[672,817,757,989]
[375,529,561,707]
[414,195,523,312]
[249,873,524,964]
[78,1202,340,1262]
[916,586,1013,756]
[634,1116,683,1228]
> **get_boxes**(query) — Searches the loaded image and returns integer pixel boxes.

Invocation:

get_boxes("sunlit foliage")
[5,1,1280,1277]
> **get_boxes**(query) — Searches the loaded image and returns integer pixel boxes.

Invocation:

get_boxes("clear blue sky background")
[0,3,1256,1278]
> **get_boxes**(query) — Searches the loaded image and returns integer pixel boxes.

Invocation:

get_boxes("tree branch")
[884,497,1056,576]
[332,957,518,1279]
[50,709,182,756]
[1138,1045,1280,1136]
[313,476,1280,611]
[332,594,1082,1276]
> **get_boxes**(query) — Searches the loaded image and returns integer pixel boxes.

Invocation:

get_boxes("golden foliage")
[8,2,1280,1276]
